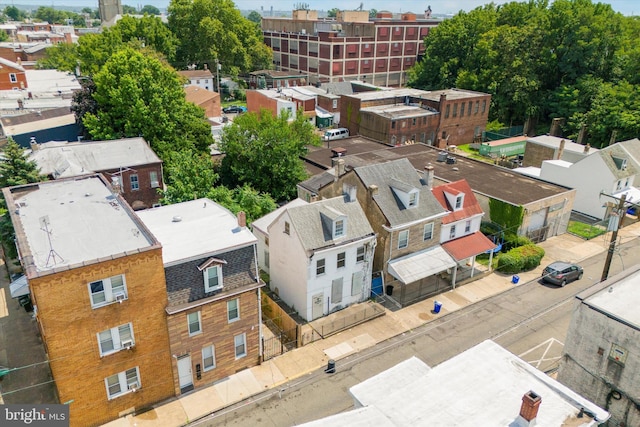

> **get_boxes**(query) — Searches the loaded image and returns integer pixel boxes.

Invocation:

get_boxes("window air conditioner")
[128,382,139,391]
[121,339,134,349]
[114,292,126,303]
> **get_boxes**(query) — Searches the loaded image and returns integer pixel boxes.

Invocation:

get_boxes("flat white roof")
[527,135,597,154]
[585,269,640,329]
[513,166,542,178]
[303,340,608,426]
[11,177,156,275]
[136,198,257,266]
[25,69,81,94]
[361,103,438,119]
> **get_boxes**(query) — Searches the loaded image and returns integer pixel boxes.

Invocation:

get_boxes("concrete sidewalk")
[103,221,640,427]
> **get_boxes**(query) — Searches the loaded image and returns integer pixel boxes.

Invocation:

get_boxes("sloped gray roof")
[598,142,640,180]
[354,158,447,227]
[616,138,640,166]
[287,196,375,253]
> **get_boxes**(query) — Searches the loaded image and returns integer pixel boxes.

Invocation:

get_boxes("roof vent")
[172,216,182,222]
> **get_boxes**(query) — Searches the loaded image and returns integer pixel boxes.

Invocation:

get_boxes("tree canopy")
[218,109,321,201]
[80,47,212,160]
[141,5,161,15]
[4,6,27,21]
[408,0,639,147]
[167,0,272,74]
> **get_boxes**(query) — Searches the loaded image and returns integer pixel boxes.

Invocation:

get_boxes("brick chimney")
[556,139,565,160]
[332,158,345,179]
[237,211,246,228]
[516,391,541,427]
[64,32,73,44]
[423,164,434,188]
[584,143,591,154]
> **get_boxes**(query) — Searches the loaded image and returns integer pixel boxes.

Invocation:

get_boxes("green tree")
[81,47,212,160]
[34,6,71,24]
[168,0,272,74]
[247,11,261,24]
[369,9,377,18]
[123,5,138,14]
[0,138,46,258]
[327,8,339,18]
[36,43,79,72]
[141,5,161,15]
[218,109,321,201]
[4,6,27,21]
[70,77,98,139]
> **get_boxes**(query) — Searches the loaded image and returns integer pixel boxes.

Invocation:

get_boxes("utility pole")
[601,193,627,282]
[216,60,221,95]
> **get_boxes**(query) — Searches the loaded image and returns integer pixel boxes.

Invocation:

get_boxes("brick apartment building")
[261,8,440,87]
[340,88,491,147]
[0,56,27,90]
[137,200,263,395]
[4,175,174,427]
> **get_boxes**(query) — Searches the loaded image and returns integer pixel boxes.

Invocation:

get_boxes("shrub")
[503,233,534,251]
[496,244,545,274]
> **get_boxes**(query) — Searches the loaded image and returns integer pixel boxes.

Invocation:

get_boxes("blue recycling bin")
[433,300,442,314]
[512,275,520,284]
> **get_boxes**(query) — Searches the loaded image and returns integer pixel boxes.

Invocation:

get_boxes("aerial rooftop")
[136,198,256,267]
[5,175,157,277]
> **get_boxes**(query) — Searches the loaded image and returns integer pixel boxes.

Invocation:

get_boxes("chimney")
[556,139,565,160]
[584,143,591,154]
[64,31,72,43]
[368,184,378,196]
[516,391,541,427]
[423,164,434,188]
[332,158,345,179]
[30,136,39,151]
[439,93,447,104]
[237,211,246,228]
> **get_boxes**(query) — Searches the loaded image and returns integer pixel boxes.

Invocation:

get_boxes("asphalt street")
[193,236,640,427]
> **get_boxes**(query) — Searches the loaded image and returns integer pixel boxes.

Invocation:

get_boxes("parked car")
[541,261,583,286]
[223,105,247,114]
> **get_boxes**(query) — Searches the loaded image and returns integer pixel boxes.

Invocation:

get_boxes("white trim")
[187,311,202,336]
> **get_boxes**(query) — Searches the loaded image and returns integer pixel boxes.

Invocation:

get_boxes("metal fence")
[313,302,385,338]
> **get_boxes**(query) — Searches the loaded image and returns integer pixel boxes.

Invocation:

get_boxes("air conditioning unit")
[121,339,134,349]
[114,292,126,303]
[128,382,139,391]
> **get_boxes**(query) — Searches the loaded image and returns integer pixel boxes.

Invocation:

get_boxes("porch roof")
[442,232,496,261]
[388,246,456,285]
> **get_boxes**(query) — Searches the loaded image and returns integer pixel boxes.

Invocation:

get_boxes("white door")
[528,208,547,231]
[177,355,193,390]
[312,293,323,320]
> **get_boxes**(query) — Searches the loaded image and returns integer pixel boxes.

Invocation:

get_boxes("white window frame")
[332,99,338,109]
[316,258,325,276]
[455,195,463,209]
[88,274,127,308]
[105,367,140,399]
[130,174,139,191]
[334,219,345,238]
[408,192,418,207]
[150,171,159,188]
[227,298,240,323]
[234,333,247,359]
[204,265,223,293]
[337,252,346,268]
[202,345,216,371]
[423,223,434,241]
[356,246,365,263]
[9,73,17,83]
[97,323,134,356]
[449,225,457,239]
[465,220,471,233]
[398,230,409,249]
[188,311,202,336]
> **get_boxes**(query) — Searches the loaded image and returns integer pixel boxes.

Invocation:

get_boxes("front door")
[177,355,193,391]
[312,293,323,320]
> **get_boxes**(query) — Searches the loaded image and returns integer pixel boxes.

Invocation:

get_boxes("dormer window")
[444,191,464,211]
[409,192,418,207]
[321,207,347,240]
[335,219,345,237]
[455,195,463,209]
[198,257,227,293]
[390,178,419,209]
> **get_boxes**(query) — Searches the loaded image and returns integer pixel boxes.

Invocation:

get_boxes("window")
[337,252,346,268]
[331,277,343,303]
[351,271,363,296]
[449,225,456,239]
[455,195,463,209]
[332,99,338,109]
[408,192,418,207]
[202,345,216,371]
[356,246,365,263]
[445,105,450,118]
[334,219,345,237]
[204,265,223,292]
[234,333,247,358]
[391,121,396,129]
[9,73,17,83]
[105,367,140,399]
[412,118,416,126]
[150,171,159,188]
[475,101,479,114]
[188,311,202,336]
[284,221,290,235]
[465,220,471,233]
[98,323,134,356]
[398,230,409,249]
[453,103,458,117]
[316,258,325,275]
[460,102,465,117]
[89,274,126,308]
[227,298,240,322]
[130,174,139,191]
[482,100,486,113]
[423,223,434,241]
[264,250,270,268]
[196,79,201,84]
[468,101,473,115]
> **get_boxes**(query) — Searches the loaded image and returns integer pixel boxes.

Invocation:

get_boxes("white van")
[324,128,350,141]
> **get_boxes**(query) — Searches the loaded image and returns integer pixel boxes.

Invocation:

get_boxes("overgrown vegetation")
[496,244,545,274]
[488,199,524,234]
[568,220,606,240]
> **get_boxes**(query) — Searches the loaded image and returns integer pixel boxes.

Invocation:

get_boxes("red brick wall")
[0,65,27,90]
[101,163,163,210]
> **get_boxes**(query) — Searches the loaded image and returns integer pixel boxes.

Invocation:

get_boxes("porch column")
[488,250,494,272]
[452,266,458,289]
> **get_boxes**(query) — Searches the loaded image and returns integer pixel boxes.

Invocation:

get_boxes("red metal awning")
[442,232,497,261]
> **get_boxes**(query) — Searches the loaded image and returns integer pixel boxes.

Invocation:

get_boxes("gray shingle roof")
[598,142,640,179]
[287,196,374,253]
[354,158,447,227]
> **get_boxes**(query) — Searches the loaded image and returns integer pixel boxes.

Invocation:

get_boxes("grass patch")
[568,220,606,239]
[456,144,492,162]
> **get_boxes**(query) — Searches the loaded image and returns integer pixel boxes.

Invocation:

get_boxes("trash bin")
[512,275,520,284]
[386,285,394,296]
[433,300,442,314]
[326,359,336,374]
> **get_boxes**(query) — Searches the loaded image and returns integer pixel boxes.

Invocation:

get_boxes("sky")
[2,0,637,16]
